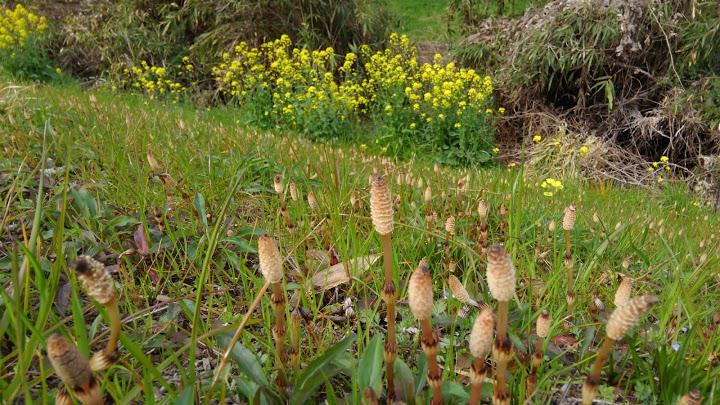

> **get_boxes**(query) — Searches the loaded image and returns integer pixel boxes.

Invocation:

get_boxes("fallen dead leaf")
[310,255,380,290]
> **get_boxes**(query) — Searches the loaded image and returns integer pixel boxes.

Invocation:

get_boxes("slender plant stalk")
[211,281,270,386]
[270,281,287,388]
[563,205,576,314]
[582,295,658,404]
[564,228,574,313]
[527,310,550,400]
[468,307,494,405]
[420,319,443,404]
[468,358,486,405]
[582,337,614,405]
[486,245,515,405]
[290,308,302,375]
[493,300,511,405]
[380,233,397,401]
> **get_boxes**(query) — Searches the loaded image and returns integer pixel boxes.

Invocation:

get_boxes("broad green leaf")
[216,332,269,388]
[393,357,415,403]
[194,192,208,229]
[358,334,384,397]
[291,334,356,405]
[441,381,469,402]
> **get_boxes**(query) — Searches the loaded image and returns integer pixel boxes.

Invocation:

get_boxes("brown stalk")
[468,307,494,405]
[582,295,658,405]
[271,281,287,388]
[563,205,576,314]
[486,245,515,405]
[421,319,444,405]
[527,310,550,400]
[380,233,397,401]
[290,307,302,375]
[370,176,397,403]
[409,259,443,404]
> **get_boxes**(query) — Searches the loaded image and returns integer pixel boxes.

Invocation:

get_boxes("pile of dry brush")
[457,0,720,196]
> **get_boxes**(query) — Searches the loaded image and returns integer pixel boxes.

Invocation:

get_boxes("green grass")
[386,0,451,42]
[1,80,719,404]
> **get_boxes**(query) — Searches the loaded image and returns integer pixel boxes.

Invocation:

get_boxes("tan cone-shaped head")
[47,334,94,390]
[74,256,115,305]
[678,389,703,405]
[613,277,632,308]
[469,307,495,358]
[408,258,433,321]
[445,216,456,235]
[606,295,658,340]
[563,205,576,231]
[548,220,555,233]
[448,275,478,307]
[273,174,284,195]
[536,310,551,338]
[289,181,298,202]
[370,176,393,235]
[424,185,432,204]
[307,191,318,211]
[258,236,283,284]
[486,245,516,302]
[477,200,488,220]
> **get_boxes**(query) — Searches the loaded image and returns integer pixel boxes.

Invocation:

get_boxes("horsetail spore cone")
[448,275,481,308]
[74,256,120,371]
[614,276,632,308]
[408,259,443,404]
[678,389,703,405]
[468,307,494,405]
[582,295,658,405]
[370,175,397,402]
[486,245,515,405]
[527,310,551,399]
[47,334,104,405]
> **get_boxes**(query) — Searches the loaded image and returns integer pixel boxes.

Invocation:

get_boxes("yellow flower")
[533,134,542,143]
[507,162,516,168]
[579,146,589,154]
[410,123,416,129]
[454,123,461,129]
[498,107,506,114]
[543,191,553,197]
[660,156,669,163]
[492,147,500,154]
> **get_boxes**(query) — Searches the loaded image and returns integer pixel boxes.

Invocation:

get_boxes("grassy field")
[387,0,451,42]
[1,79,719,403]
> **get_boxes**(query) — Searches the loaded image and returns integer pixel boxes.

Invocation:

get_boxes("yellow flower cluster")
[647,155,671,184]
[0,4,47,51]
[212,33,494,139]
[541,177,564,197]
[123,59,194,100]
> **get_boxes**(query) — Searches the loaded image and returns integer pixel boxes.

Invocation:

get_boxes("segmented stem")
[582,337,615,405]
[420,319,443,404]
[468,358,486,405]
[493,300,511,405]
[271,282,287,389]
[380,234,397,403]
